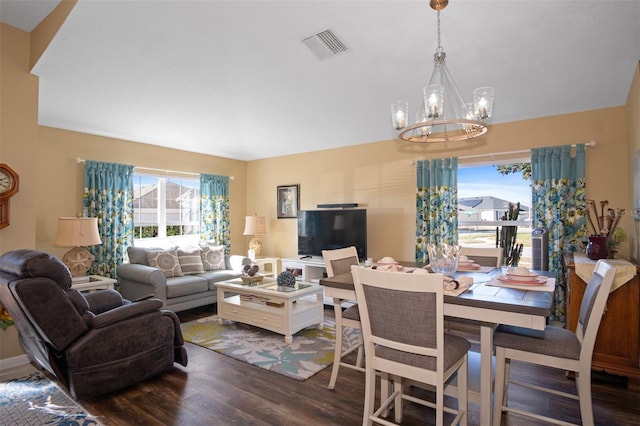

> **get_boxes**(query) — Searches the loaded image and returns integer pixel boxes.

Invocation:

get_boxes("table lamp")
[243,214,266,260]
[53,216,102,278]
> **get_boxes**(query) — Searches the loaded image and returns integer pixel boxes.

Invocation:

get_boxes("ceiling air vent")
[302,29,348,60]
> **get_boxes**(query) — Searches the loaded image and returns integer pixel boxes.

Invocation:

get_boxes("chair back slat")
[352,266,445,373]
[322,246,359,277]
[460,246,503,268]
[577,260,616,356]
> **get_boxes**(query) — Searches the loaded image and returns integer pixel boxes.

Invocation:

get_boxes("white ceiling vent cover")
[302,30,348,60]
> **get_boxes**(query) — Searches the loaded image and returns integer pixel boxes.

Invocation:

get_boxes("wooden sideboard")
[565,253,639,380]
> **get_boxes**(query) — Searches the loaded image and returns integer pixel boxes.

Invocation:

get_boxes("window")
[133,174,200,247]
[457,162,532,266]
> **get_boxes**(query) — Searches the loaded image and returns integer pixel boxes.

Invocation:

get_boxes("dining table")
[319,264,556,426]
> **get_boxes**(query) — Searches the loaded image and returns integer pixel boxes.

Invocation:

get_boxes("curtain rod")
[410,141,596,165]
[456,140,596,161]
[76,158,234,180]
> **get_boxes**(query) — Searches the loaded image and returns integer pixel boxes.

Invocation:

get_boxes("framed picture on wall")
[277,184,299,219]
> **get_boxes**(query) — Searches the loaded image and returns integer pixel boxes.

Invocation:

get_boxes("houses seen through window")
[133,174,200,247]
[458,162,532,266]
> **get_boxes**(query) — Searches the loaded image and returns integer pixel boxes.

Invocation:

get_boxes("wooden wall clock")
[0,164,19,229]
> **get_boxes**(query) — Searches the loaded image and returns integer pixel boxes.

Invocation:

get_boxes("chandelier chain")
[436,10,442,52]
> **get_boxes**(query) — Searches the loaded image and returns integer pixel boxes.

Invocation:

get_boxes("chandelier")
[391,0,494,143]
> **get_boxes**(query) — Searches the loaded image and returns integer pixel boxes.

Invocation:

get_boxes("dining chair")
[449,247,502,340]
[322,246,364,389]
[352,265,470,425]
[460,246,503,268]
[492,259,616,426]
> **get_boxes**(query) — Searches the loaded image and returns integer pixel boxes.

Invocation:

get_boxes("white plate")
[458,263,480,270]
[505,272,539,281]
[497,274,547,285]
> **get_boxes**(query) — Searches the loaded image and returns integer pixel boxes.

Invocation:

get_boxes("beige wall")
[0,23,40,360]
[36,127,248,256]
[627,62,640,264]
[248,107,634,264]
[1,16,638,363]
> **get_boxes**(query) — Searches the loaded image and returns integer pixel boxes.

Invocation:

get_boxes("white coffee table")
[215,278,324,343]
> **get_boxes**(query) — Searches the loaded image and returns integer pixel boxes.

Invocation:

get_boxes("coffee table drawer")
[220,298,285,328]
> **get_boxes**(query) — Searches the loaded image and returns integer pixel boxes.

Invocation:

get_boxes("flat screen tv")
[297,209,367,260]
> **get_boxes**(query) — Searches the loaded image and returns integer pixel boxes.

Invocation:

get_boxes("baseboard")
[0,354,32,380]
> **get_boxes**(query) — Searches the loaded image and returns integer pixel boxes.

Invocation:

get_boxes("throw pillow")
[200,244,225,271]
[177,246,205,275]
[145,248,184,278]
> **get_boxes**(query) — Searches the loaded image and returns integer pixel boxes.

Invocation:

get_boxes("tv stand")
[282,257,326,284]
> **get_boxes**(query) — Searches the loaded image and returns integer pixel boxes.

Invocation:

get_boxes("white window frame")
[133,173,201,248]
[457,158,533,267]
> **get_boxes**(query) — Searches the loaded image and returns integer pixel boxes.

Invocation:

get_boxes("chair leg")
[459,355,468,426]
[355,341,364,368]
[363,365,377,426]
[492,347,507,426]
[328,299,344,389]
[436,382,444,426]
[503,358,511,407]
[576,368,595,426]
[380,372,390,417]
[393,376,403,423]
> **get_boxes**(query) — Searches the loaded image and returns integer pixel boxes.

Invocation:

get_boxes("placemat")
[486,277,556,292]
[457,265,496,274]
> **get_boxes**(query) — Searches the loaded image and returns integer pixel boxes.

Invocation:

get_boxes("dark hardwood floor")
[76,305,639,426]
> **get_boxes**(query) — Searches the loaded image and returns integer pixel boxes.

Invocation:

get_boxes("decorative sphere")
[277,270,296,288]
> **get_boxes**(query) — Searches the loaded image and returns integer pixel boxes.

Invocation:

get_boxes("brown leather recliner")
[0,249,188,399]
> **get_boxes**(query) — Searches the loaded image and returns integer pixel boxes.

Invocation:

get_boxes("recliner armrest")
[88,298,163,329]
[84,289,125,314]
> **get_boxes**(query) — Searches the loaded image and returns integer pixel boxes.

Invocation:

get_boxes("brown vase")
[586,235,609,260]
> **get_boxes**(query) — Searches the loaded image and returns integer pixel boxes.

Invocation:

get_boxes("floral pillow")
[200,244,225,271]
[145,248,184,278]
[177,246,205,275]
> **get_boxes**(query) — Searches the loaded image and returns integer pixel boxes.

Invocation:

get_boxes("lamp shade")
[243,215,266,236]
[53,217,102,247]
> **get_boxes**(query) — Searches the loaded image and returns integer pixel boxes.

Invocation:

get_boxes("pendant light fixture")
[391,1,494,143]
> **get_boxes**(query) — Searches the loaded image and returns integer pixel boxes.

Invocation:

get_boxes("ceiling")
[1,0,639,161]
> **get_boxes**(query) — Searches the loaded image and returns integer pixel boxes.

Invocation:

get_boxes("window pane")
[133,175,159,225]
[458,163,533,267]
[133,174,200,243]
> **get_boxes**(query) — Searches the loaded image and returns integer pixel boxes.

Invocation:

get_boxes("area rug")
[180,315,360,381]
[0,370,102,425]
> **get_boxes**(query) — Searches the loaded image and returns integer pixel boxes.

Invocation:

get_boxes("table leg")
[328,297,344,389]
[480,323,494,426]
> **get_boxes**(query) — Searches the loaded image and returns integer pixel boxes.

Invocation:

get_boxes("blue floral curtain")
[83,160,134,279]
[531,144,586,322]
[200,173,230,251]
[416,158,458,263]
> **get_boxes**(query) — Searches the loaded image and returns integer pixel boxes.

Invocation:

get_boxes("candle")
[396,110,406,129]
[477,98,488,120]
[427,93,440,118]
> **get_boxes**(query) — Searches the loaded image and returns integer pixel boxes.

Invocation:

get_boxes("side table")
[565,253,639,381]
[71,275,117,292]
[253,257,279,277]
